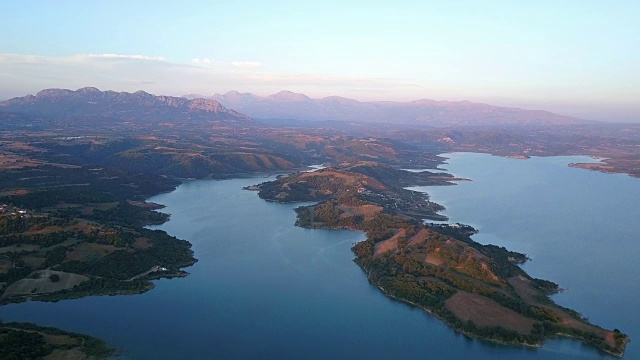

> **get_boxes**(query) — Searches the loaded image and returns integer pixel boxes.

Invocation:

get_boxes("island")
[253,161,630,357]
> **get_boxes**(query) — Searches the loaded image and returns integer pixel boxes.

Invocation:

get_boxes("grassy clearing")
[2,270,88,299]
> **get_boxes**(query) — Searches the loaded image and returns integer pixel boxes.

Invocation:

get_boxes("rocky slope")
[0,87,253,124]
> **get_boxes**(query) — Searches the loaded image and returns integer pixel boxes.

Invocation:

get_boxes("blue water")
[0,153,637,359]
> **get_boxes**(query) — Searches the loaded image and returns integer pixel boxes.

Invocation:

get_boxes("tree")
[49,274,60,282]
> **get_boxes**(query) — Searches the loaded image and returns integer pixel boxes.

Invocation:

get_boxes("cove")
[0,153,636,359]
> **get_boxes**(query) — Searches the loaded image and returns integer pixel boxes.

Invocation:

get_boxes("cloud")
[0,52,423,105]
[191,58,256,68]
[1,52,637,121]
[0,53,431,102]
[231,61,261,68]
[191,58,209,64]
[0,53,168,65]
[85,54,166,61]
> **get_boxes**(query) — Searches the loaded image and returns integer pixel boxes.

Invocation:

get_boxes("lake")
[0,153,637,359]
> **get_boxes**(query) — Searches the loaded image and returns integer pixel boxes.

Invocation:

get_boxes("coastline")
[252,161,630,357]
[0,156,632,358]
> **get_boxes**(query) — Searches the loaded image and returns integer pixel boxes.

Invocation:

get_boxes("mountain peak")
[35,88,74,98]
[319,96,361,105]
[267,90,311,102]
[188,98,225,112]
[77,87,101,94]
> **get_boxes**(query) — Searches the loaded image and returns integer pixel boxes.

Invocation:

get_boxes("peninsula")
[254,162,630,357]
[0,163,197,306]
[0,321,114,359]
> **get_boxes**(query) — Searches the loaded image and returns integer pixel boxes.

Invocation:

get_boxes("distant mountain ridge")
[0,87,252,124]
[199,90,589,127]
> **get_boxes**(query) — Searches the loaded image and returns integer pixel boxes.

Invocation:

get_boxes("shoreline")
[252,161,629,357]
[0,154,631,358]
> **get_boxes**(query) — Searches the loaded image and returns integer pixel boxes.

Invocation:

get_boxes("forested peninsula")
[254,162,630,357]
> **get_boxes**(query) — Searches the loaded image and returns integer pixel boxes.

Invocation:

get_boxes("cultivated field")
[2,270,88,299]
[445,291,535,334]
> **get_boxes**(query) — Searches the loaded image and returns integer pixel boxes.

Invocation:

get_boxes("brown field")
[0,262,10,273]
[374,229,405,256]
[298,169,386,190]
[66,243,118,262]
[69,220,97,230]
[338,204,383,221]
[257,154,274,168]
[409,228,429,246]
[508,276,616,347]
[2,270,88,299]
[445,291,535,334]
[79,202,119,216]
[44,334,79,346]
[133,237,152,249]
[0,243,40,253]
[21,256,46,269]
[425,254,444,266]
[569,162,614,172]
[45,348,87,360]
[0,259,11,272]
[41,239,79,252]
[27,225,64,235]
[2,141,45,152]
[0,188,29,196]
[508,276,539,303]
[0,153,41,169]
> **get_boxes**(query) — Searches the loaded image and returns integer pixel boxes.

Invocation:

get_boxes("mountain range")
[0,87,252,124]
[198,90,589,127]
[0,87,592,128]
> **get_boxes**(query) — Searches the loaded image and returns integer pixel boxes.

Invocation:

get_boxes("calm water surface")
[0,153,637,359]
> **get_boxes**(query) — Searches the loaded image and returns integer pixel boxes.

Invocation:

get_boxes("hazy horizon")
[1,1,638,122]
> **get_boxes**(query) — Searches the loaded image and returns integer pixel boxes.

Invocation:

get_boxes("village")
[0,203,31,218]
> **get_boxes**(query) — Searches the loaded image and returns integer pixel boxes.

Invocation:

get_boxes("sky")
[0,1,638,122]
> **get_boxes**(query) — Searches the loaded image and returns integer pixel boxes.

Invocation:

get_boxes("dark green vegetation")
[256,166,630,357]
[0,163,195,305]
[0,321,114,359]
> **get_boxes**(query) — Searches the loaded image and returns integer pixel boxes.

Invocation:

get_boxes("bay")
[409,153,639,359]
[0,153,636,359]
